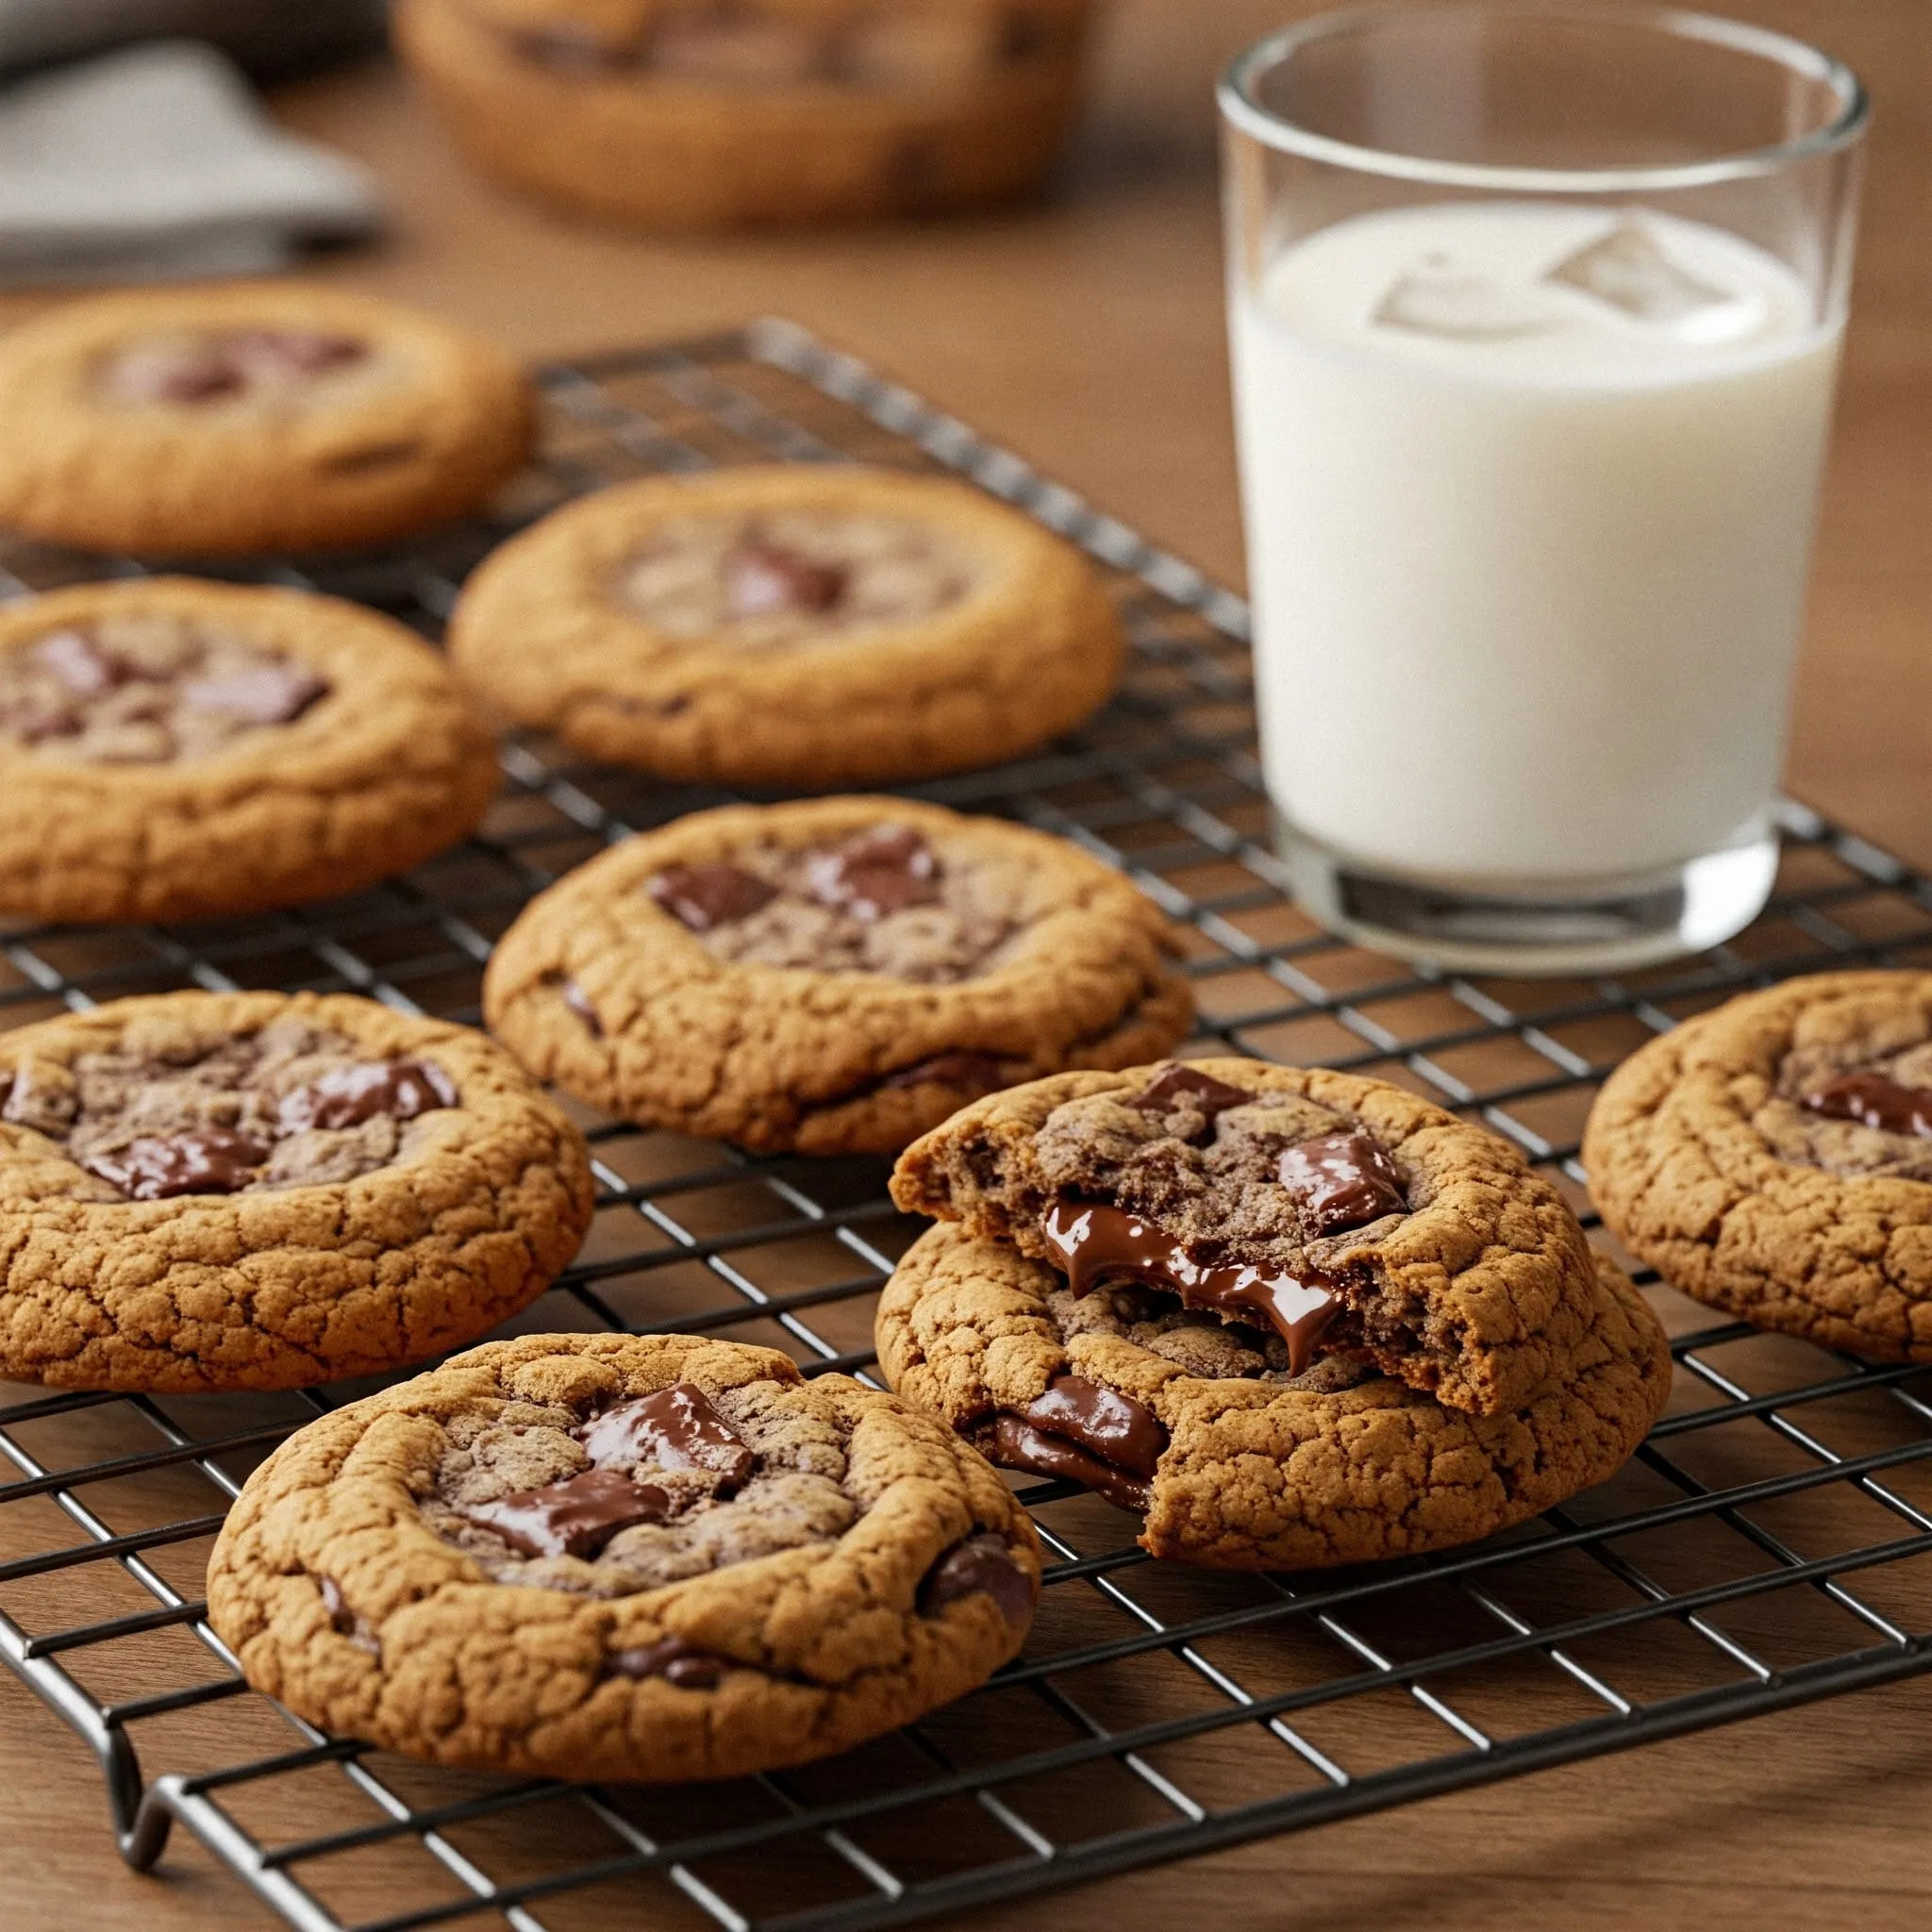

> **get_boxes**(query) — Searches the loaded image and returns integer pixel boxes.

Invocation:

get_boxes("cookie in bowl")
[0,283,533,556]
[394,0,1098,229]
[207,1333,1041,1781]
[0,991,593,1391]
[1586,970,1932,1360]
[482,797,1192,1155]
[0,577,500,924]
[445,464,1124,789]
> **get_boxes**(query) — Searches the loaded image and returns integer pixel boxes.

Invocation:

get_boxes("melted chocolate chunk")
[578,1384,756,1490]
[1805,1071,1932,1140]
[84,1127,267,1200]
[920,1532,1035,1631]
[803,825,941,922]
[1041,1200,1341,1375]
[561,981,604,1037]
[181,660,328,726]
[991,1414,1149,1511]
[1277,1130,1406,1237]
[881,1052,1011,1091]
[722,541,848,620]
[1024,1374,1166,1478]
[609,1636,724,1688]
[277,1058,458,1135]
[35,628,125,697]
[649,861,781,933]
[464,1469,674,1559]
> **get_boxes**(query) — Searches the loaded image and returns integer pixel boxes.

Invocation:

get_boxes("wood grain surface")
[3,3,1929,1928]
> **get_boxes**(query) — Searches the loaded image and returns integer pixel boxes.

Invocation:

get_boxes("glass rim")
[1218,1,1869,192]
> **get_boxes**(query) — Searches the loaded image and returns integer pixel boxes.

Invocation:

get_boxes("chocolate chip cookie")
[1586,970,1932,1360]
[0,283,533,556]
[207,1332,1041,1781]
[891,1058,1614,1418]
[0,991,594,1391]
[0,577,500,924]
[445,464,1124,789]
[396,0,1096,229]
[483,797,1193,1155]
[878,1220,1670,1570]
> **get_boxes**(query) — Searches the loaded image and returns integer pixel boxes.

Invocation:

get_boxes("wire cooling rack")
[3,319,1932,1932]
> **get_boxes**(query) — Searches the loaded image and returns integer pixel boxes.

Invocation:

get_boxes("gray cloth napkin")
[0,40,383,287]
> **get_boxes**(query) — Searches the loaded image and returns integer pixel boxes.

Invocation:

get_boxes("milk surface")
[1230,202,1841,884]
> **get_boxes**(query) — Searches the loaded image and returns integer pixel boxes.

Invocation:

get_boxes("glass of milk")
[1220,4,1867,973]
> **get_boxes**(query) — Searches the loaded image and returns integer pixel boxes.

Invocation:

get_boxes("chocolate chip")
[84,1128,267,1201]
[609,1636,724,1688]
[515,23,644,71]
[463,1469,675,1559]
[578,1384,756,1491]
[1805,1071,1932,1140]
[33,628,125,699]
[881,1053,1011,1091]
[181,661,329,726]
[920,1532,1036,1631]
[319,1575,356,1634]
[1131,1064,1253,1122]
[277,1058,458,1135]
[561,981,603,1036]
[721,541,848,620]
[224,329,366,379]
[1277,1131,1406,1237]
[106,342,244,404]
[648,862,780,933]
[803,825,941,921]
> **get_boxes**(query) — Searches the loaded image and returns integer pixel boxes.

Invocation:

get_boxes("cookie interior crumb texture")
[876,1220,1671,1570]
[891,1058,1608,1418]
[0,577,501,924]
[207,1333,1041,1782]
[482,796,1194,1156]
[1585,970,1932,1359]
[0,282,535,556]
[0,991,595,1391]
[445,465,1124,789]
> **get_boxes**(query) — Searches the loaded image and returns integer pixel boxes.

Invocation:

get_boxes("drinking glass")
[1220,3,1867,972]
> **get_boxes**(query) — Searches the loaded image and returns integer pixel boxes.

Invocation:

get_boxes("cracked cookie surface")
[0,282,533,557]
[1585,971,1932,1359]
[483,797,1193,1156]
[0,991,594,1391]
[207,1332,1040,1781]
[891,1058,1609,1418]
[446,465,1124,789]
[878,1220,1669,1569]
[0,577,500,924]
[395,0,1095,229]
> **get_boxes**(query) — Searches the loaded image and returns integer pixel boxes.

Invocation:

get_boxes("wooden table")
[3,3,1929,1926]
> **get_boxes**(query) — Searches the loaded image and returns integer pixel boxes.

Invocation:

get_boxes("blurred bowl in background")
[391,0,1099,229]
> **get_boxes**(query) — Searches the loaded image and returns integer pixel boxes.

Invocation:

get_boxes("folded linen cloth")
[0,41,383,287]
